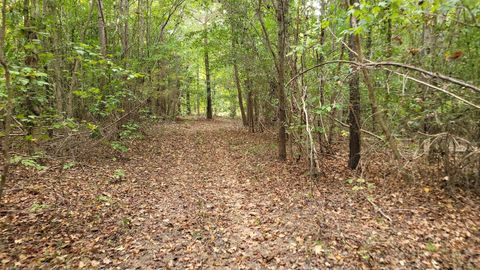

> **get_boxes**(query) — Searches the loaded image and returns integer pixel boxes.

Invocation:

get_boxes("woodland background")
[0,0,479,268]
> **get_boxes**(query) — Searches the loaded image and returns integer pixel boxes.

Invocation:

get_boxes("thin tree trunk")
[366,27,377,132]
[348,0,361,170]
[245,73,255,132]
[145,0,151,58]
[186,91,191,115]
[231,31,247,126]
[97,0,107,56]
[196,67,200,115]
[174,77,181,117]
[67,59,79,117]
[24,0,39,154]
[316,6,328,149]
[385,3,392,59]
[247,91,254,132]
[327,42,345,146]
[204,29,213,119]
[51,10,64,114]
[351,0,401,161]
[254,93,259,130]
[137,0,145,57]
[120,0,129,59]
[0,0,12,200]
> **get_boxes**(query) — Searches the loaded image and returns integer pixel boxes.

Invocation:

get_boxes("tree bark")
[275,0,289,160]
[97,0,107,56]
[231,30,247,126]
[350,0,402,161]
[50,2,64,114]
[245,73,255,132]
[67,59,79,117]
[366,27,377,132]
[0,0,12,200]
[348,0,361,170]
[204,30,213,119]
[186,91,191,115]
[23,0,39,153]
[120,0,129,59]
[137,0,145,57]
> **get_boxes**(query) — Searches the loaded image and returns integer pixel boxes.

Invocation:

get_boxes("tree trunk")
[120,0,129,59]
[231,33,247,126]
[137,0,145,57]
[0,0,12,200]
[245,75,255,132]
[23,0,40,154]
[51,5,64,114]
[67,59,79,117]
[186,91,191,115]
[348,0,361,170]
[276,0,289,160]
[366,27,377,132]
[350,0,402,161]
[196,67,200,115]
[204,30,213,119]
[97,0,107,56]
[316,11,328,149]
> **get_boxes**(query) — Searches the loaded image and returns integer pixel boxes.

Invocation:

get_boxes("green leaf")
[18,78,29,85]
[426,242,438,252]
[63,162,76,170]
[356,178,366,183]
[29,203,49,212]
[111,141,129,153]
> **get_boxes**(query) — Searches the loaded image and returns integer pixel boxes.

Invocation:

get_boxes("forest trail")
[1,119,479,269]
[114,118,321,268]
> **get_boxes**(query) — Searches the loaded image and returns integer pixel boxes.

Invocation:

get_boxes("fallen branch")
[383,68,480,109]
[324,27,480,94]
[287,60,480,94]
[286,60,480,109]
[368,62,480,94]
[367,196,392,223]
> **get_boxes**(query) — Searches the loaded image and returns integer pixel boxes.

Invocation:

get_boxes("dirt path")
[121,119,320,268]
[1,119,479,269]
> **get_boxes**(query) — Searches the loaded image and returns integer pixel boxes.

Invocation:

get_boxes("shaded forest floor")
[1,118,479,269]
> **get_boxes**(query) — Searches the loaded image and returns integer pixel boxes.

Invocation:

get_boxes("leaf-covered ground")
[1,119,479,269]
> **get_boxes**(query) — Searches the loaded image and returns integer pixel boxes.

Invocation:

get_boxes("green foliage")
[120,123,142,140]
[62,162,76,170]
[10,154,47,171]
[111,142,129,153]
[97,194,113,205]
[346,178,376,192]
[29,203,49,212]
[113,169,126,179]
[426,242,438,253]
[313,103,343,115]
